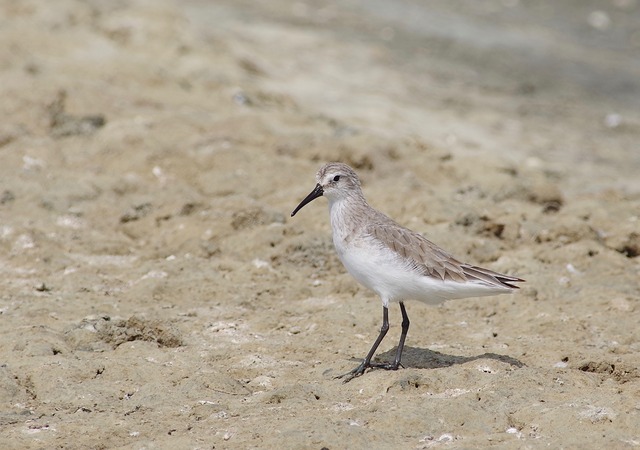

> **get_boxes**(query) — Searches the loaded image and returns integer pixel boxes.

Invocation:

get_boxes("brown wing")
[459,264,524,289]
[369,221,468,283]
[368,219,524,288]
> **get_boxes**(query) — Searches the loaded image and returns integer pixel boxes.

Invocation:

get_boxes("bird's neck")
[328,193,370,241]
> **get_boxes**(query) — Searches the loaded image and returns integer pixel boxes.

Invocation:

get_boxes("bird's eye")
[333,175,341,182]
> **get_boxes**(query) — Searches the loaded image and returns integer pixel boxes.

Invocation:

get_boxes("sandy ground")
[1,0,639,448]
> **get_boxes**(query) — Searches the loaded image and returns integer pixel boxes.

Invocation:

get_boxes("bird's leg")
[370,301,409,370]
[336,306,389,383]
[394,301,410,369]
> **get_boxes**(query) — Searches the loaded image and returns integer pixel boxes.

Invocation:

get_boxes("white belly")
[335,237,511,307]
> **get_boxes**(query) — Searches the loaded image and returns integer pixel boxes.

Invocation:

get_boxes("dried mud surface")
[1,1,639,448]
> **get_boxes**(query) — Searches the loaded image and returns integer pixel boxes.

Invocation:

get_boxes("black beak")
[291,184,324,217]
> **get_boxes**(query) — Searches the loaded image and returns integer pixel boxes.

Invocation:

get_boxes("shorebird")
[291,162,524,382]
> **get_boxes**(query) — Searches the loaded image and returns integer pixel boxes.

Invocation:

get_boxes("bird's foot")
[335,361,368,383]
[335,360,403,383]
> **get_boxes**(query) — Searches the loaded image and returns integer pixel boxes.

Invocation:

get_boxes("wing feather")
[368,216,523,289]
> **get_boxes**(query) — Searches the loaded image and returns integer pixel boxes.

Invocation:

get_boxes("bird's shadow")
[374,346,525,370]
